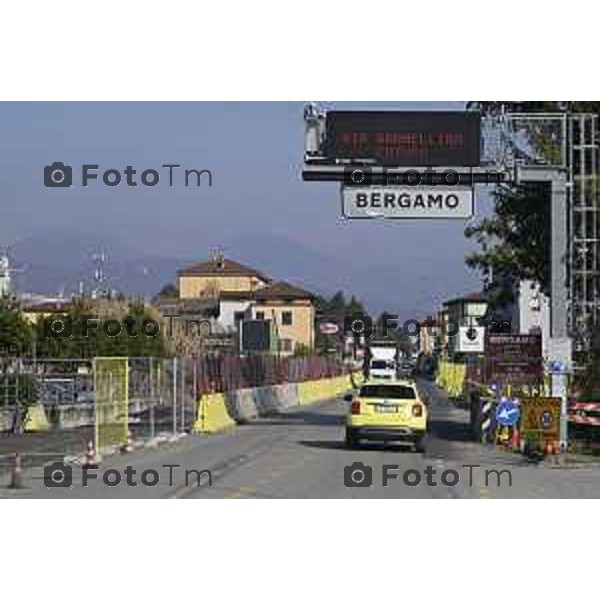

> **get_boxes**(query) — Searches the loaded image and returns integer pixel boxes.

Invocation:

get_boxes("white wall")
[219,299,252,331]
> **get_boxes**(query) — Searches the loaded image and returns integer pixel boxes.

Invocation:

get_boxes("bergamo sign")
[342,186,474,219]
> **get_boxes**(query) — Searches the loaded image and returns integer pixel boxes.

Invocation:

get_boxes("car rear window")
[360,385,416,399]
[371,360,393,369]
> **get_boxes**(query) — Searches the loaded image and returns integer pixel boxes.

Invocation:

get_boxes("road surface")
[3,380,600,498]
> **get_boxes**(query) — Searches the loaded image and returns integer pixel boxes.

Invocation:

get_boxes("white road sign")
[319,322,339,335]
[458,326,486,353]
[342,186,474,219]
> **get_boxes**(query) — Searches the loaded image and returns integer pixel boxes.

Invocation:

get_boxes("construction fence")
[0,355,348,456]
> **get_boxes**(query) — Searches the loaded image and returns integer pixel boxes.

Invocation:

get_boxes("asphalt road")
[3,380,600,498]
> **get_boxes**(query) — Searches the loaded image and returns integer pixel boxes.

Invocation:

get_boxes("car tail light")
[351,400,361,415]
[412,404,423,417]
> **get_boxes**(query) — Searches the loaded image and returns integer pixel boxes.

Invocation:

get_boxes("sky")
[0,101,485,318]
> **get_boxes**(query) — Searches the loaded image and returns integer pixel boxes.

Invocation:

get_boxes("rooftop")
[254,281,314,301]
[443,292,487,307]
[178,255,271,282]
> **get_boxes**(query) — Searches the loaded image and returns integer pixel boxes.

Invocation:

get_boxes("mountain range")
[7,230,480,321]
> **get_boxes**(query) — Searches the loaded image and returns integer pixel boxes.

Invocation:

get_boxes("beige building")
[252,282,315,354]
[174,254,315,355]
[418,316,440,356]
[178,255,271,298]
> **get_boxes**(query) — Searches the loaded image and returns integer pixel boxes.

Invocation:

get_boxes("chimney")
[212,249,225,270]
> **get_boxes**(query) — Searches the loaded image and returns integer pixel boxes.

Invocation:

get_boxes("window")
[256,311,265,320]
[279,339,293,353]
[282,311,293,326]
[234,311,245,323]
[370,360,394,370]
[359,385,416,399]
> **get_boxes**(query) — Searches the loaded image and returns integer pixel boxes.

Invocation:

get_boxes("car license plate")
[375,405,397,414]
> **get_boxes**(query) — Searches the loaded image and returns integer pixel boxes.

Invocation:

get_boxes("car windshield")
[360,385,416,399]
[371,360,393,369]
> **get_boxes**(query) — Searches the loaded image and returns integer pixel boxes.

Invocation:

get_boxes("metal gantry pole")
[518,165,570,447]
[149,357,155,440]
[172,357,177,436]
[180,358,185,433]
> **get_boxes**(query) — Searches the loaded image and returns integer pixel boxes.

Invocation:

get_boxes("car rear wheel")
[345,430,360,449]
[414,434,427,453]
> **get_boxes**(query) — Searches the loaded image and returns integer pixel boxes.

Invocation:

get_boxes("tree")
[0,296,31,356]
[155,282,179,300]
[327,291,347,317]
[466,101,600,298]
[0,298,36,432]
[465,181,551,303]
[33,296,166,359]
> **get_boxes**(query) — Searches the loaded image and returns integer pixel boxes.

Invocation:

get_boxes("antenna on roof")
[91,249,112,298]
[212,247,225,269]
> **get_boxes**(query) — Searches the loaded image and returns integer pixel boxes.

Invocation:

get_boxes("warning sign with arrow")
[520,398,561,443]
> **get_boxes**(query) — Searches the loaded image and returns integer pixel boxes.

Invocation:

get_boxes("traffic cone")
[511,427,520,451]
[545,440,556,455]
[8,453,24,489]
[120,429,134,453]
[83,440,98,468]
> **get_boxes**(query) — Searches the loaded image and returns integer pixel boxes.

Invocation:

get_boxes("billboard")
[486,334,543,385]
[240,320,276,353]
[325,111,481,167]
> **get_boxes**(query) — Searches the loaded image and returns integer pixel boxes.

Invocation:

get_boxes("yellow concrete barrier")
[24,402,51,432]
[297,375,352,406]
[437,361,466,397]
[192,393,236,434]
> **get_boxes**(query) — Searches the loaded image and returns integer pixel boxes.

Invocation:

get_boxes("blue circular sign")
[495,399,521,427]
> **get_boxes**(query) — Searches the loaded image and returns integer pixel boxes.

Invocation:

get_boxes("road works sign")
[521,397,561,443]
[486,334,543,384]
[341,186,474,219]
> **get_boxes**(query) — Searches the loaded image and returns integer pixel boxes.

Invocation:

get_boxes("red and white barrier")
[568,402,600,426]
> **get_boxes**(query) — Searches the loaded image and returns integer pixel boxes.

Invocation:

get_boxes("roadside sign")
[495,399,520,427]
[325,111,481,166]
[319,322,339,335]
[548,360,567,375]
[341,186,474,220]
[458,326,485,353]
[486,334,543,385]
[521,397,561,443]
[546,337,573,374]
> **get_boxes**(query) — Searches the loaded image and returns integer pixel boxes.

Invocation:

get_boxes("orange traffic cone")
[511,427,520,451]
[8,453,24,489]
[83,440,98,468]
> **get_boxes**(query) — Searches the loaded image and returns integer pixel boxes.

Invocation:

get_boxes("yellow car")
[345,380,428,452]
